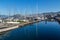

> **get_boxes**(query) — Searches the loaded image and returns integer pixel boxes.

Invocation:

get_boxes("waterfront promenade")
[0,23,19,33]
[0,20,40,33]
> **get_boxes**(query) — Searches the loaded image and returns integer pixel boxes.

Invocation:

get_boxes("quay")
[0,20,40,33]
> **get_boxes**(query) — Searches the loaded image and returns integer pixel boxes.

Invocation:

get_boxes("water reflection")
[45,21,47,24]
[44,19,60,25]
[44,19,55,24]
[58,21,60,24]
[0,19,60,40]
[0,31,11,40]
[56,20,60,24]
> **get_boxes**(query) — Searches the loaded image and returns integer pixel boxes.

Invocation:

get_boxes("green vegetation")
[17,20,27,23]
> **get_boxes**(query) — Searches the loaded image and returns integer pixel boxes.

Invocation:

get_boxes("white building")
[41,16,45,20]
[23,20,29,22]
[13,19,19,22]
[0,19,2,23]
[37,17,41,20]
[6,22,20,24]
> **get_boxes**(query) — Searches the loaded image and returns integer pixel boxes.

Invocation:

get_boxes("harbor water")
[0,20,60,40]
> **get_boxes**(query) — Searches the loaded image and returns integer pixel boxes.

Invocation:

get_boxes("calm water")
[0,20,60,40]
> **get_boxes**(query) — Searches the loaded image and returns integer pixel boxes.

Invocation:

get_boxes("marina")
[0,16,60,33]
[0,0,60,40]
[0,20,60,40]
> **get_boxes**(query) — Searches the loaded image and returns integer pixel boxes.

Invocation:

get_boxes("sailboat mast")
[36,0,38,39]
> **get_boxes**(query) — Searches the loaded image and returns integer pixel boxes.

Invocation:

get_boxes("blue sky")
[0,0,38,15]
[0,0,60,15]
[39,0,60,13]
